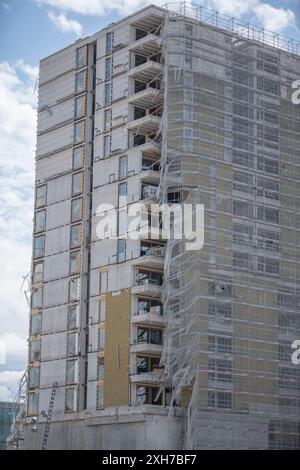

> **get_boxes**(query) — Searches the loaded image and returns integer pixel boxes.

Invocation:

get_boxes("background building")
[24,3,300,449]
[0,402,17,450]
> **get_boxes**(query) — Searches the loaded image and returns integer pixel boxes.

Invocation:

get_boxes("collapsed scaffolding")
[159,2,300,449]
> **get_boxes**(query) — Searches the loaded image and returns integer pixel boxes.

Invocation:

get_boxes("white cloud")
[0,60,37,397]
[253,4,296,32]
[36,0,162,16]
[47,10,83,35]
[203,0,296,32]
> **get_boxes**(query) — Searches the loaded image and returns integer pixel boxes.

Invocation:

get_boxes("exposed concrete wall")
[24,407,183,450]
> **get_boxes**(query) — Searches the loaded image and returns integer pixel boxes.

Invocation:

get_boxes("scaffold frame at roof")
[162,1,300,55]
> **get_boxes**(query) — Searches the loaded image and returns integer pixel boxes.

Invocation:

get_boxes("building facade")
[25,3,300,449]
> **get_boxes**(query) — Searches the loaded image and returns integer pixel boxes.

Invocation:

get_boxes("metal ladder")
[42,382,58,450]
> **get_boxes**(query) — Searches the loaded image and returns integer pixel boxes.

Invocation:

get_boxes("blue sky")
[0,0,299,401]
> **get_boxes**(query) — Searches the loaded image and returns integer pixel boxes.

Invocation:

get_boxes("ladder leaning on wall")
[42,382,58,450]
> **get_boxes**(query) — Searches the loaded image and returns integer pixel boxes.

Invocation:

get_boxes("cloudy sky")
[0,0,299,401]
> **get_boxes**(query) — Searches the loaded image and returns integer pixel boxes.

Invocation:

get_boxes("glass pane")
[29,367,40,389]
[32,286,43,308]
[70,250,80,274]
[104,109,111,132]
[36,185,46,208]
[66,359,76,383]
[106,32,113,54]
[76,47,85,68]
[74,121,85,144]
[97,384,104,407]
[72,173,82,195]
[67,332,77,356]
[105,83,111,105]
[31,313,42,335]
[119,156,128,178]
[65,388,76,411]
[28,393,39,414]
[67,304,78,330]
[73,146,84,169]
[35,210,46,233]
[117,239,126,262]
[69,277,80,302]
[105,57,112,80]
[103,135,110,157]
[75,71,85,94]
[33,262,43,283]
[34,235,45,258]
[97,358,104,380]
[75,96,85,119]
[71,199,82,222]
[70,224,80,248]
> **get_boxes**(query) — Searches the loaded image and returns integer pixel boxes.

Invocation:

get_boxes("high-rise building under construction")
[25,3,300,449]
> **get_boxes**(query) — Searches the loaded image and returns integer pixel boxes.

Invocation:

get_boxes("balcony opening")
[136,385,162,405]
[135,53,147,67]
[134,106,146,120]
[140,241,165,257]
[141,183,158,199]
[137,297,163,316]
[142,157,160,172]
[136,28,148,40]
[137,326,163,345]
[133,134,146,147]
[137,268,163,287]
[137,355,161,374]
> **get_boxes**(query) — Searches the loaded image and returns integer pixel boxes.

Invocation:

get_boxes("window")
[69,276,80,302]
[103,135,110,157]
[136,385,162,405]
[104,82,111,105]
[233,252,253,271]
[66,359,77,384]
[118,182,127,206]
[104,109,111,132]
[257,157,279,175]
[119,155,128,179]
[74,121,85,144]
[70,250,80,274]
[209,303,232,324]
[208,358,232,382]
[279,343,292,363]
[96,383,104,408]
[65,388,77,412]
[28,393,39,415]
[233,200,252,218]
[117,239,126,262]
[257,228,280,252]
[105,57,112,80]
[31,313,42,335]
[28,367,40,389]
[233,172,253,193]
[208,280,232,297]
[258,256,280,275]
[30,340,41,363]
[32,286,43,309]
[98,327,105,352]
[257,177,279,200]
[209,335,232,354]
[106,32,113,54]
[279,367,298,390]
[208,391,232,409]
[67,332,77,356]
[71,198,82,222]
[97,358,104,380]
[76,47,86,69]
[73,146,84,170]
[233,223,254,246]
[35,210,46,233]
[36,185,46,208]
[75,70,85,94]
[137,327,162,345]
[70,224,81,249]
[72,172,83,195]
[67,304,79,330]
[257,206,279,224]
[75,95,85,119]
[33,262,43,283]
[278,288,299,309]
[137,356,160,374]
